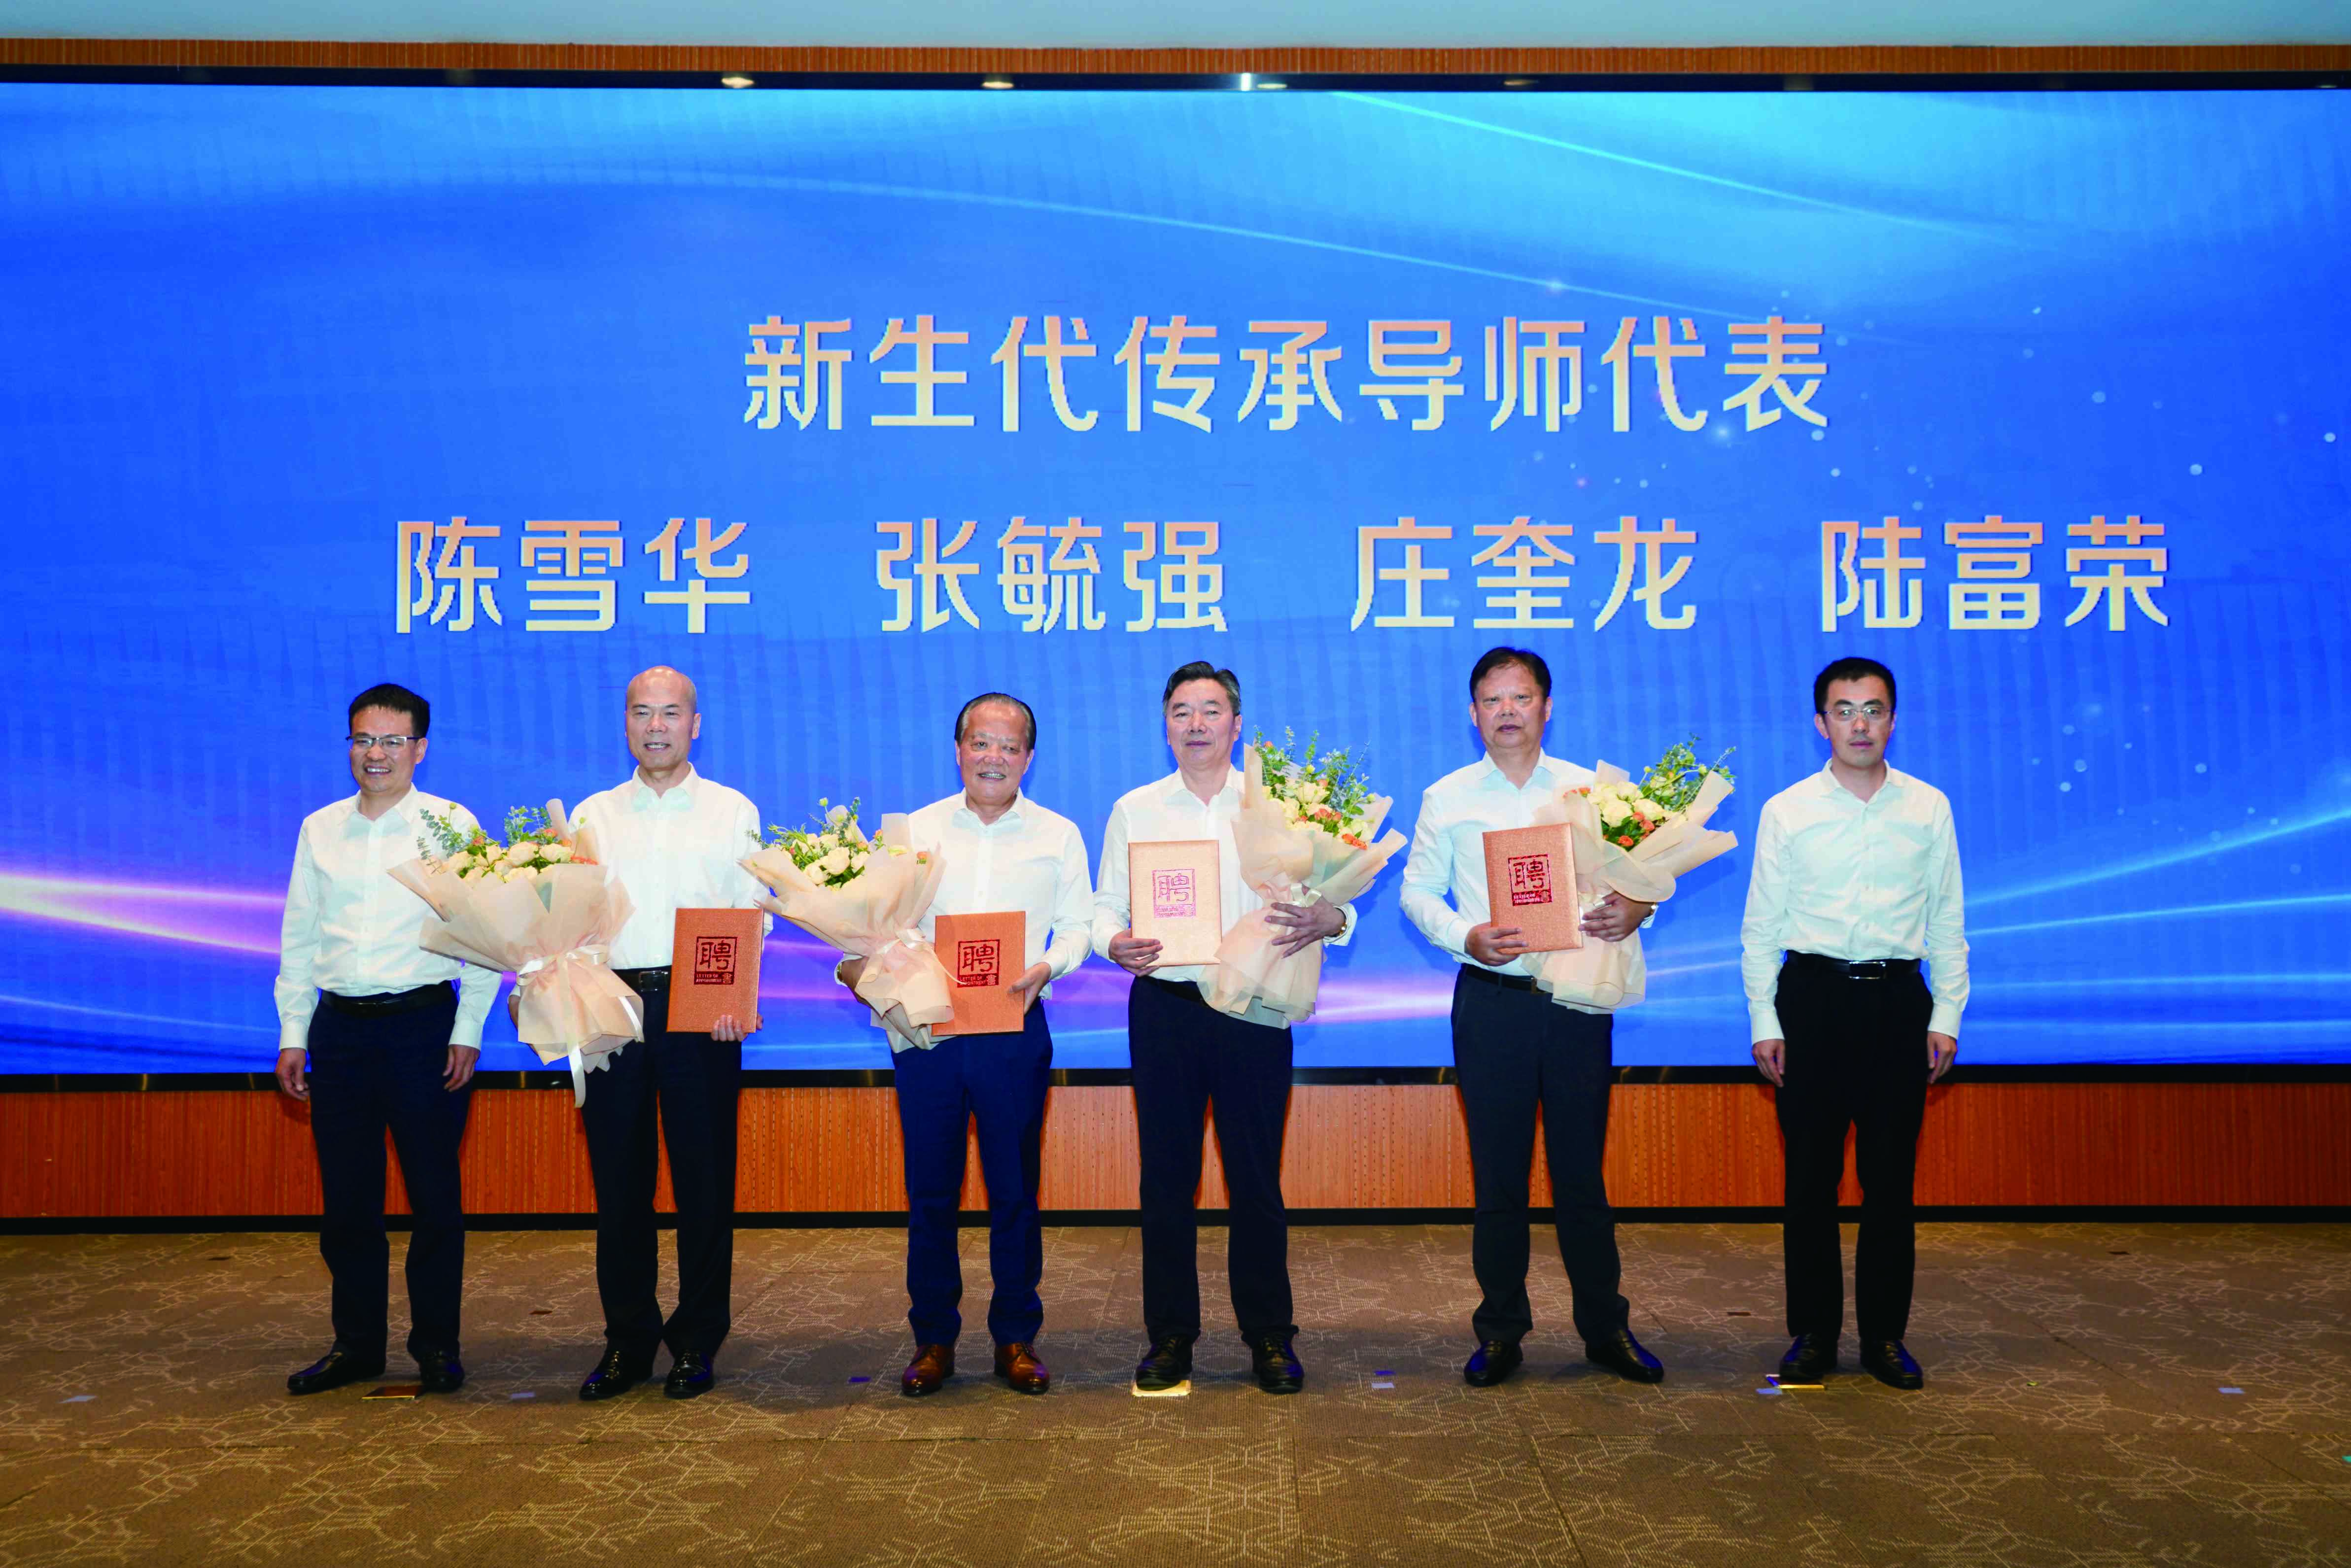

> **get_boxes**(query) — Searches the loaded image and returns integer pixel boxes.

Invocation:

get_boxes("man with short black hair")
[873,692,1092,1398]
[275,682,498,1396]
[1095,660,1352,1397]
[1743,655,1968,1391]
[1400,648,1665,1388]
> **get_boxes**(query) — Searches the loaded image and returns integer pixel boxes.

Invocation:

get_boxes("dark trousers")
[1773,958,1933,1343]
[1129,974,1296,1343]
[892,1004,1054,1348]
[306,989,471,1361]
[578,982,743,1359]
[1451,967,1627,1347]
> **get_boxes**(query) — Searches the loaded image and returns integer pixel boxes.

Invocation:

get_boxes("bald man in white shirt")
[1743,656,1968,1392]
[275,682,499,1398]
[567,667,766,1403]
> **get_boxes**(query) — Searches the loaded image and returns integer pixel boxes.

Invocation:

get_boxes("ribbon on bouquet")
[515,945,644,1107]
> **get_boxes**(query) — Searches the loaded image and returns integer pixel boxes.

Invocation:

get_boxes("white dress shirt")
[1400,751,1596,980]
[570,766,768,970]
[1090,766,1357,1003]
[1739,762,1970,1043]
[274,788,502,1054]
[905,790,1094,995]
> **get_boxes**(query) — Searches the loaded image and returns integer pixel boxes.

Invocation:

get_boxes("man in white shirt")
[865,693,1093,1399]
[274,683,498,1397]
[1742,656,1967,1392]
[1094,660,1350,1398]
[566,666,765,1402]
[1399,647,1665,1389]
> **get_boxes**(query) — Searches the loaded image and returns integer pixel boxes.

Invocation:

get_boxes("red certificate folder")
[1130,839,1223,966]
[1480,824,1583,953]
[665,908,765,1032]
[933,911,1028,1037]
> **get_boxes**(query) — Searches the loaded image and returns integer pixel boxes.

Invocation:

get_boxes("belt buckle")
[1850,961,1888,981]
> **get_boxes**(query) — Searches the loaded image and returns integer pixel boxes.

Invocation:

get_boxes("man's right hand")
[275,1047,310,1102]
[1465,923,1528,967]
[1753,1038,1786,1087]
[1107,929,1163,976]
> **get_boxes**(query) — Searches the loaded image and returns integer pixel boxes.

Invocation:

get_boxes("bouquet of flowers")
[1525,739,1739,1013]
[1202,731,1408,1024]
[740,800,955,1052]
[387,801,643,1104]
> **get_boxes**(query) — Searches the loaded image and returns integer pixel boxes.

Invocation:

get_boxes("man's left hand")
[1267,899,1345,956]
[711,1013,762,1043]
[1580,892,1654,943]
[1007,961,1052,1004]
[1927,1031,1958,1083]
[443,1045,479,1092]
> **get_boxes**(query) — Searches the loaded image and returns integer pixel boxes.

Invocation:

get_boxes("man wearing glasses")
[275,683,499,1397]
[1742,656,1969,1391]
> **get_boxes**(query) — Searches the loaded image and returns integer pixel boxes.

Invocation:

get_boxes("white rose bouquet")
[388,802,643,1103]
[1526,739,1739,1013]
[1202,732,1408,1024]
[740,800,955,1052]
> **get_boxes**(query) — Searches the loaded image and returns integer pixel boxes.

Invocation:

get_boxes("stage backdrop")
[3,82,2346,1074]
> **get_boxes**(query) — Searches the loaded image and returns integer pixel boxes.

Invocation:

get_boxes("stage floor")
[0,1222,2346,1565]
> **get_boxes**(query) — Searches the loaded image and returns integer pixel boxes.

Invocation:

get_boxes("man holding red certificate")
[1399,648,1663,1389]
[1094,661,1353,1398]
[565,667,765,1403]
[858,692,1094,1398]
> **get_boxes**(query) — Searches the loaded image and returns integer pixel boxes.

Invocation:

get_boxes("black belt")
[1461,964,1539,992]
[1138,972,1206,1004]
[615,966,672,992]
[322,983,452,1017]
[1787,953,1920,981]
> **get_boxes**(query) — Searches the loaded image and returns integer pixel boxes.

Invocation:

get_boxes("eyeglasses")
[347,734,418,753]
[1828,703,1889,723]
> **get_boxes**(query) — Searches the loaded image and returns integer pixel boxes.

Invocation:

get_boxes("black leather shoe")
[1463,1339,1523,1388]
[578,1345,654,1401]
[1132,1334,1196,1397]
[1584,1329,1666,1384]
[664,1351,715,1399]
[1248,1334,1304,1395]
[1778,1332,1836,1383]
[1860,1339,1924,1391]
[286,1346,385,1396]
[415,1348,466,1394]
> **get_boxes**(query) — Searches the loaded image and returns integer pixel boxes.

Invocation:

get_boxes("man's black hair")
[1469,646,1552,700]
[348,682,429,737]
[1813,656,1897,714]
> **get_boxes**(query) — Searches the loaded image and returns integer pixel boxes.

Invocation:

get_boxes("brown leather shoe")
[993,1341,1051,1395]
[900,1343,955,1398]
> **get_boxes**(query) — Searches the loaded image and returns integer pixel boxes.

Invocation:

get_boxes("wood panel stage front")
[4,1077,2347,1224]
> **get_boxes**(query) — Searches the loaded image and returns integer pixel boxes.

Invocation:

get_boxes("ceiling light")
[1503,77,1536,88]
[719,74,754,89]
[1257,80,1287,90]
[982,76,1014,89]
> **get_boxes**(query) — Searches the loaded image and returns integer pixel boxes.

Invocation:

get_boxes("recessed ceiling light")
[982,76,1014,89]
[719,74,754,89]
[1257,80,1287,90]
[1504,77,1536,88]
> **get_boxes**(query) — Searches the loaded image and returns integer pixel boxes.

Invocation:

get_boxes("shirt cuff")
[1927,1002,1964,1039]
[448,1018,485,1051]
[277,1018,308,1055]
[1748,1006,1784,1045]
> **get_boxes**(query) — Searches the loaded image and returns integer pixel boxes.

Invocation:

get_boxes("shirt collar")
[627,765,699,812]
[954,790,1027,830]
[1159,766,1243,805]
[344,787,422,831]
[1813,759,1905,804]
[1473,751,1564,791]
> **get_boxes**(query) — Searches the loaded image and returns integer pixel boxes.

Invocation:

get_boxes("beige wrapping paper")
[1200,747,1409,1024]
[1523,764,1738,1013]
[741,827,955,1053]
[385,801,644,1103]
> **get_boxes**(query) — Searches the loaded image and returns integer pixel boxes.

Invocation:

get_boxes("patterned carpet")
[0,1221,2346,1566]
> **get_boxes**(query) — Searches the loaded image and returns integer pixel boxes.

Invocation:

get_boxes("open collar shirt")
[570,766,768,971]
[1739,762,1970,1043]
[1090,765,1357,997]
[905,790,1094,994]
[1399,751,1595,979]
[274,788,501,1054]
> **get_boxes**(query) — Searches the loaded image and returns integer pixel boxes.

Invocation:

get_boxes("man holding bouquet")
[1094,661,1352,1397]
[566,666,766,1401]
[1742,656,1967,1391]
[855,693,1094,1398]
[274,683,498,1397]
[1398,648,1664,1388]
